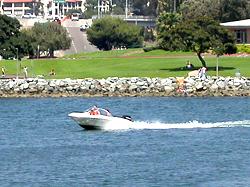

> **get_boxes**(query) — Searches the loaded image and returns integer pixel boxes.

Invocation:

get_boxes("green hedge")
[237,44,250,54]
[143,46,160,52]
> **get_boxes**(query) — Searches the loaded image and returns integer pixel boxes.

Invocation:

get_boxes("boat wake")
[103,120,250,131]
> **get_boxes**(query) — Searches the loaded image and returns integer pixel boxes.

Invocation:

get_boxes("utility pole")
[216,56,218,77]
[0,1,2,14]
[125,0,128,18]
[16,48,19,79]
[37,45,39,60]
[97,0,100,18]
[173,0,176,13]
[0,0,4,14]
[110,0,112,14]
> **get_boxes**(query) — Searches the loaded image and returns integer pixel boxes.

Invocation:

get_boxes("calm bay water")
[0,97,250,186]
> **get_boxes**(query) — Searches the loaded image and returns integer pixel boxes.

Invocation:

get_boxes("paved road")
[62,19,98,55]
[19,18,98,55]
[64,27,98,55]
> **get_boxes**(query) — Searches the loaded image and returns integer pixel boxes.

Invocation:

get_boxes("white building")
[0,0,86,19]
[0,0,35,16]
[221,19,250,44]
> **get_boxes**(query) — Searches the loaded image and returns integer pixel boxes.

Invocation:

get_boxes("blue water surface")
[0,97,250,187]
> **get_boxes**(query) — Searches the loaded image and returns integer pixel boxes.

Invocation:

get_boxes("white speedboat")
[68,107,133,130]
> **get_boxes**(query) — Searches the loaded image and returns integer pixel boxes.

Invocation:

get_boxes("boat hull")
[68,112,132,130]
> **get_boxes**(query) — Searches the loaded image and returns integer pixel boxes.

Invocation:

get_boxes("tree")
[180,0,250,22]
[174,17,236,67]
[180,0,220,21]
[157,15,236,67]
[157,0,184,15]
[87,16,143,50]
[84,0,128,18]
[219,0,250,22]
[27,22,71,57]
[0,15,32,59]
[131,0,158,16]
[7,31,34,59]
[84,0,106,18]
[156,13,183,51]
[34,0,44,16]
[112,6,124,15]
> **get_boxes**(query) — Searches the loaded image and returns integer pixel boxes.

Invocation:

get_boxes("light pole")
[216,55,219,77]
[0,1,2,14]
[16,48,19,79]
[37,45,39,60]
[173,0,176,13]
[125,0,128,18]
[97,0,100,18]
[0,0,4,14]
[110,0,112,15]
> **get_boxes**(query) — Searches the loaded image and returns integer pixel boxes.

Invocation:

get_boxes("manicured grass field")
[0,49,249,79]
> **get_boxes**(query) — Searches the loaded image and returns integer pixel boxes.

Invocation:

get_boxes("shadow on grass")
[161,66,236,72]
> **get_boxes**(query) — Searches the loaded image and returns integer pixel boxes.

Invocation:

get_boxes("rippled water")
[0,97,250,186]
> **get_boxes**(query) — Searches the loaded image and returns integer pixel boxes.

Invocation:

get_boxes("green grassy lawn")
[0,49,249,79]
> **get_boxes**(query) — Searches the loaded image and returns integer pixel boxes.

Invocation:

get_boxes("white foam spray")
[103,120,250,131]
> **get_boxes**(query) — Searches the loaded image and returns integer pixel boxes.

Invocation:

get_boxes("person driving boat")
[89,106,100,115]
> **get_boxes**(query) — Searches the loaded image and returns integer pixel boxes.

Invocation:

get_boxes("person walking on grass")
[23,66,28,79]
[1,66,6,78]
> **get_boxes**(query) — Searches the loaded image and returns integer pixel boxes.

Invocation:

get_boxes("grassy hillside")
[0,49,249,79]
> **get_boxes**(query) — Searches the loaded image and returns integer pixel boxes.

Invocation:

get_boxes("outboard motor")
[121,115,133,122]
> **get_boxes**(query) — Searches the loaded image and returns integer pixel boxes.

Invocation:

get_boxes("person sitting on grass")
[186,60,194,70]
[49,69,56,76]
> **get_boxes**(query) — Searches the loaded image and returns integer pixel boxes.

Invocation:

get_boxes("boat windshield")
[86,107,112,116]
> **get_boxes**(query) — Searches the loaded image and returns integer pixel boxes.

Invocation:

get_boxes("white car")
[22,13,36,19]
[30,15,36,19]
[46,15,53,20]
[22,14,31,18]
[80,25,86,31]
[36,15,44,19]
[71,13,79,21]
[80,24,90,31]
[7,14,16,18]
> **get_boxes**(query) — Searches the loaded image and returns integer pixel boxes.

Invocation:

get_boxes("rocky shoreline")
[0,76,249,97]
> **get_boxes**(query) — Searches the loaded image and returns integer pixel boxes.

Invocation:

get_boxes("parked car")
[71,13,79,21]
[22,13,36,19]
[80,24,90,31]
[78,14,85,19]
[37,15,44,19]
[80,25,85,31]
[7,14,16,18]
[46,15,53,20]
[31,15,36,19]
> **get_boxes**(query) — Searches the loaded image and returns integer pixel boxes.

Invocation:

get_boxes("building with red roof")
[0,0,85,19]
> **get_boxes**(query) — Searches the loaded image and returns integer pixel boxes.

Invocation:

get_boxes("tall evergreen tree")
[180,0,250,22]
[219,0,250,22]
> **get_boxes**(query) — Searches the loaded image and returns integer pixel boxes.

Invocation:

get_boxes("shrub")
[237,44,250,54]
[143,46,159,52]
[225,43,237,54]
[87,17,143,50]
